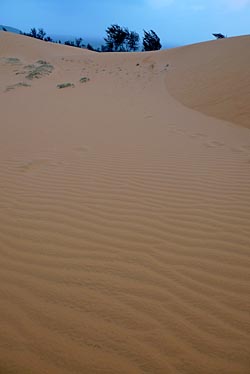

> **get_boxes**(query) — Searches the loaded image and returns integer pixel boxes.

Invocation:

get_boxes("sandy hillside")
[0,31,250,374]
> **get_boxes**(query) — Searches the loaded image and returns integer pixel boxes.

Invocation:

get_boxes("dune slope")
[164,35,250,128]
[0,32,250,374]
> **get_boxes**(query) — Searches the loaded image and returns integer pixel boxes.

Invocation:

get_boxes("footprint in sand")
[18,159,49,173]
[74,146,90,154]
[189,132,207,139]
[204,140,225,148]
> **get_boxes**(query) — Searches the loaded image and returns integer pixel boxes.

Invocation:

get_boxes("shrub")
[79,77,90,83]
[25,62,54,79]
[5,82,31,92]
[57,83,75,89]
[2,57,21,64]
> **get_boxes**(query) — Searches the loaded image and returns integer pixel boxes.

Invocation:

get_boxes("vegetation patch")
[5,82,31,92]
[24,61,54,80]
[57,83,75,89]
[36,60,49,65]
[79,77,90,83]
[1,57,21,65]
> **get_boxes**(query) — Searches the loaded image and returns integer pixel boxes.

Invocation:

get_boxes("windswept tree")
[26,27,49,41]
[75,37,83,48]
[65,40,75,46]
[29,27,37,38]
[87,43,94,51]
[125,31,140,51]
[104,24,128,52]
[143,30,161,51]
[37,28,46,40]
[213,33,226,39]
[44,36,53,42]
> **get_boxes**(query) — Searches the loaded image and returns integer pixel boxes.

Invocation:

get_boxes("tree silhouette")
[64,40,75,46]
[126,31,140,51]
[45,36,53,42]
[143,30,161,51]
[37,28,46,40]
[75,37,83,48]
[29,28,37,38]
[213,33,226,39]
[104,24,128,51]
[87,43,94,51]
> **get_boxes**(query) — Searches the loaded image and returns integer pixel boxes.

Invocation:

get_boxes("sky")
[1,0,250,47]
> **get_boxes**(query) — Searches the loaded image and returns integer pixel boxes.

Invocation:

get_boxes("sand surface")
[0,32,250,374]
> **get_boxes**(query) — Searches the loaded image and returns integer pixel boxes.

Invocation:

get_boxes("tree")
[126,31,140,51]
[143,30,161,51]
[87,43,94,51]
[37,28,46,40]
[29,27,37,38]
[104,24,128,51]
[101,44,110,52]
[65,40,75,46]
[44,36,53,42]
[213,33,226,39]
[75,37,83,48]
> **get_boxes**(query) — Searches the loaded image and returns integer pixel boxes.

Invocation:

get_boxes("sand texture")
[0,32,250,374]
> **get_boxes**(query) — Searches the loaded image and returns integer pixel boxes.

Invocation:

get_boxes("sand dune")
[163,35,250,128]
[0,31,250,374]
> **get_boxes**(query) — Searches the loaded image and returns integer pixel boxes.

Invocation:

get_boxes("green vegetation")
[1,57,21,64]
[21,27,53,42]
[5,82,31,92]
[36,60,49,65]
[25,61,54,79]
[19,25,162,52]
[79,77,90,83]
[65,38,84,48]
[57,83,75,89]
[104,24,140,52]
[143,30,162,51]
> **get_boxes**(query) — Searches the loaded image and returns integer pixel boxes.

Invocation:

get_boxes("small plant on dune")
[79,77,90,83]
[5,82,31,92]
[36,60,49,65]
[57,83,75,89]
[1,57,21,64]
[25,61,54,80]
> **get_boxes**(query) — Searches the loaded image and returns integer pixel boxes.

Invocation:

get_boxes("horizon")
[1,0,250,49]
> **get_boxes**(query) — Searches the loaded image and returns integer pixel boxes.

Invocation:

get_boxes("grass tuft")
[25,62,54,80]
[36,60,49,65]
[79,77,90,83]
[57,82,75,89]
[1,57,21,64]
[5,82,31,92]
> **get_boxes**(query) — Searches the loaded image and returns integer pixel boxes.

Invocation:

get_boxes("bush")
[79,77,90,83]
[57,83,75,89]
[25,62,54,79]
[5,82,31,92]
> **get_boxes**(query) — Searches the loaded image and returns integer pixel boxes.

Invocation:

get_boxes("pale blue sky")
[1,0,250,47]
